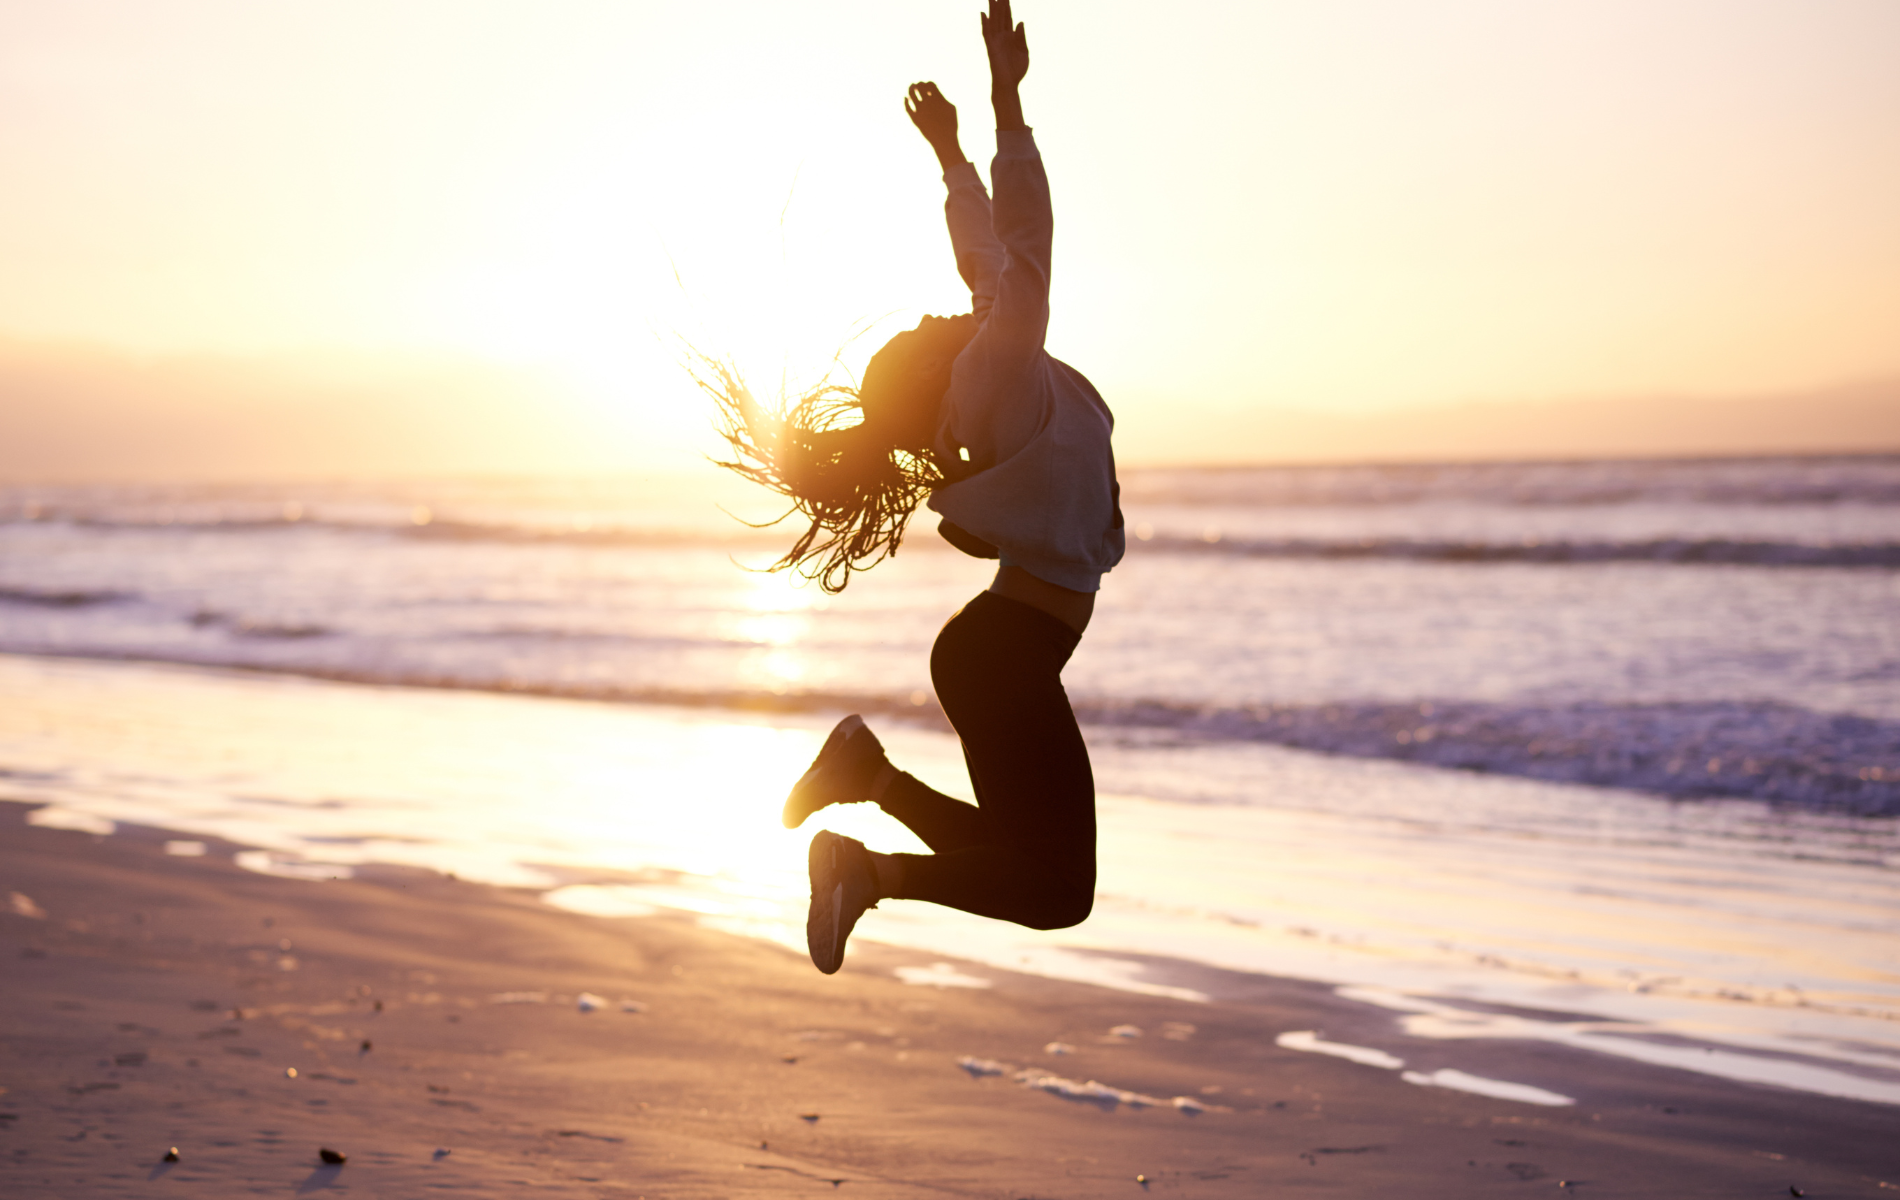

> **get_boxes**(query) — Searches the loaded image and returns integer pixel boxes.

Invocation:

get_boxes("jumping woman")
[706,0,1123,975]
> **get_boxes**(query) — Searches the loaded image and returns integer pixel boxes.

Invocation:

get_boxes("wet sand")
[2,800,1895,1198]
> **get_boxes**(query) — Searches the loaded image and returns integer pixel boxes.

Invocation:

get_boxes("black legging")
[878,590,1096,930]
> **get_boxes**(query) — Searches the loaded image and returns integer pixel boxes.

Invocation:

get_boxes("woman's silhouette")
[708,0,1123,974]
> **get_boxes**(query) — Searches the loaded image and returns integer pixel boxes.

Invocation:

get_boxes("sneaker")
[806,830,878,975]
[782,714,890,829]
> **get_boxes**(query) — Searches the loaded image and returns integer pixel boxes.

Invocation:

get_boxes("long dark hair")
[695,355,948,594]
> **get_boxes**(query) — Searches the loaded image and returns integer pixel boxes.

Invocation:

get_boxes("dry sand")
[2,799,1895,1198]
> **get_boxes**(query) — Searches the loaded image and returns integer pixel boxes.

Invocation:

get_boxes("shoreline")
[4,801,1898,1197]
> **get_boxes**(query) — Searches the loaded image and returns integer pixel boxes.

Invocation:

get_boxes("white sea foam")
[1401,1068,1575,1107]
[27,806,115,836]
[957,1056,1007,1078]
[1339,986,1900,1107]
[1275,1031,1405,1070]
[1013,1069,1211,1115]
[956,1057,1204,1115]
[540,885,660,919]
[894,963,991,989]
[233,849,352,882]
[1014,1070,1165,1109]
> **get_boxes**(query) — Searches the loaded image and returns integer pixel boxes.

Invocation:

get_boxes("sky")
[2,0,1898,476]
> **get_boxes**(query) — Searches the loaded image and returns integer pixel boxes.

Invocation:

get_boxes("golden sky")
[2,0,1897,473]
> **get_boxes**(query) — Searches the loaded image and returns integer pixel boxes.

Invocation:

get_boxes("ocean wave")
[4,511,776,548]
[10,509,1896,567]
[0,586,134,608]
[8,646,1893,816]
[1136,534,1900,568]
[1074,697,1900,817]
[1121,455,1900,508]
[192,611,333,640]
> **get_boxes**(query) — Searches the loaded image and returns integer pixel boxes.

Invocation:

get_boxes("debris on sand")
[577,992,607,1013]
[318,1147,347,1165]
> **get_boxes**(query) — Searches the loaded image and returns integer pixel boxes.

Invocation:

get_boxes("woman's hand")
[905,82,966,169]
[981,0,1029,88]
[981,0,1029,131]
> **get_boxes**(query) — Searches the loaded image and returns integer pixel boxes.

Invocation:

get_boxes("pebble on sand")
[1110,1025,1143,1039]
[432,1148,451,1160]
[318,1147,347,1165]
[161,1148,180,1163]
[576,992,607,1013]
[285,1067,298,1079]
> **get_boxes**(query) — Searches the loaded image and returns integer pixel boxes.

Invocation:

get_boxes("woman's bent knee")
[1022,886,1094,931]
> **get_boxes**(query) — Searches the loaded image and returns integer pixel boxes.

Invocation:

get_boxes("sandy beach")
[4,799,1896,1198]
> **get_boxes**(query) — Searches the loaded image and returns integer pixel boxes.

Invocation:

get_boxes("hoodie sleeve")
[942,160,1005,324]
[977,128,1052,369]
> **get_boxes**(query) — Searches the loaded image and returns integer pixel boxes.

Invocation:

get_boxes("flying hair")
[693,354,947,594]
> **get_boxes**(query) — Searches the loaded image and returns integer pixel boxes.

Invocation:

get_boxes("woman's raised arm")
[982,0,1030,132]
[972,0,1050,368]
[905,81,967,174]
[910,81,1006,323]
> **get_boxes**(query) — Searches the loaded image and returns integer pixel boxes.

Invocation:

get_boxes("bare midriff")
[988,564,1094,635]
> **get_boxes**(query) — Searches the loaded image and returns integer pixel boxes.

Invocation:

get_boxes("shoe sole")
[782,715,867,829]
[807,831,848,975]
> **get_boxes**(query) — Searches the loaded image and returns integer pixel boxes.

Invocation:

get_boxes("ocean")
[2,455,1897,1106]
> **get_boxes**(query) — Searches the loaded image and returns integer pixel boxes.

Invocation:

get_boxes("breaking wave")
[7,509,1896,568]
[1134,535,1900,568]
